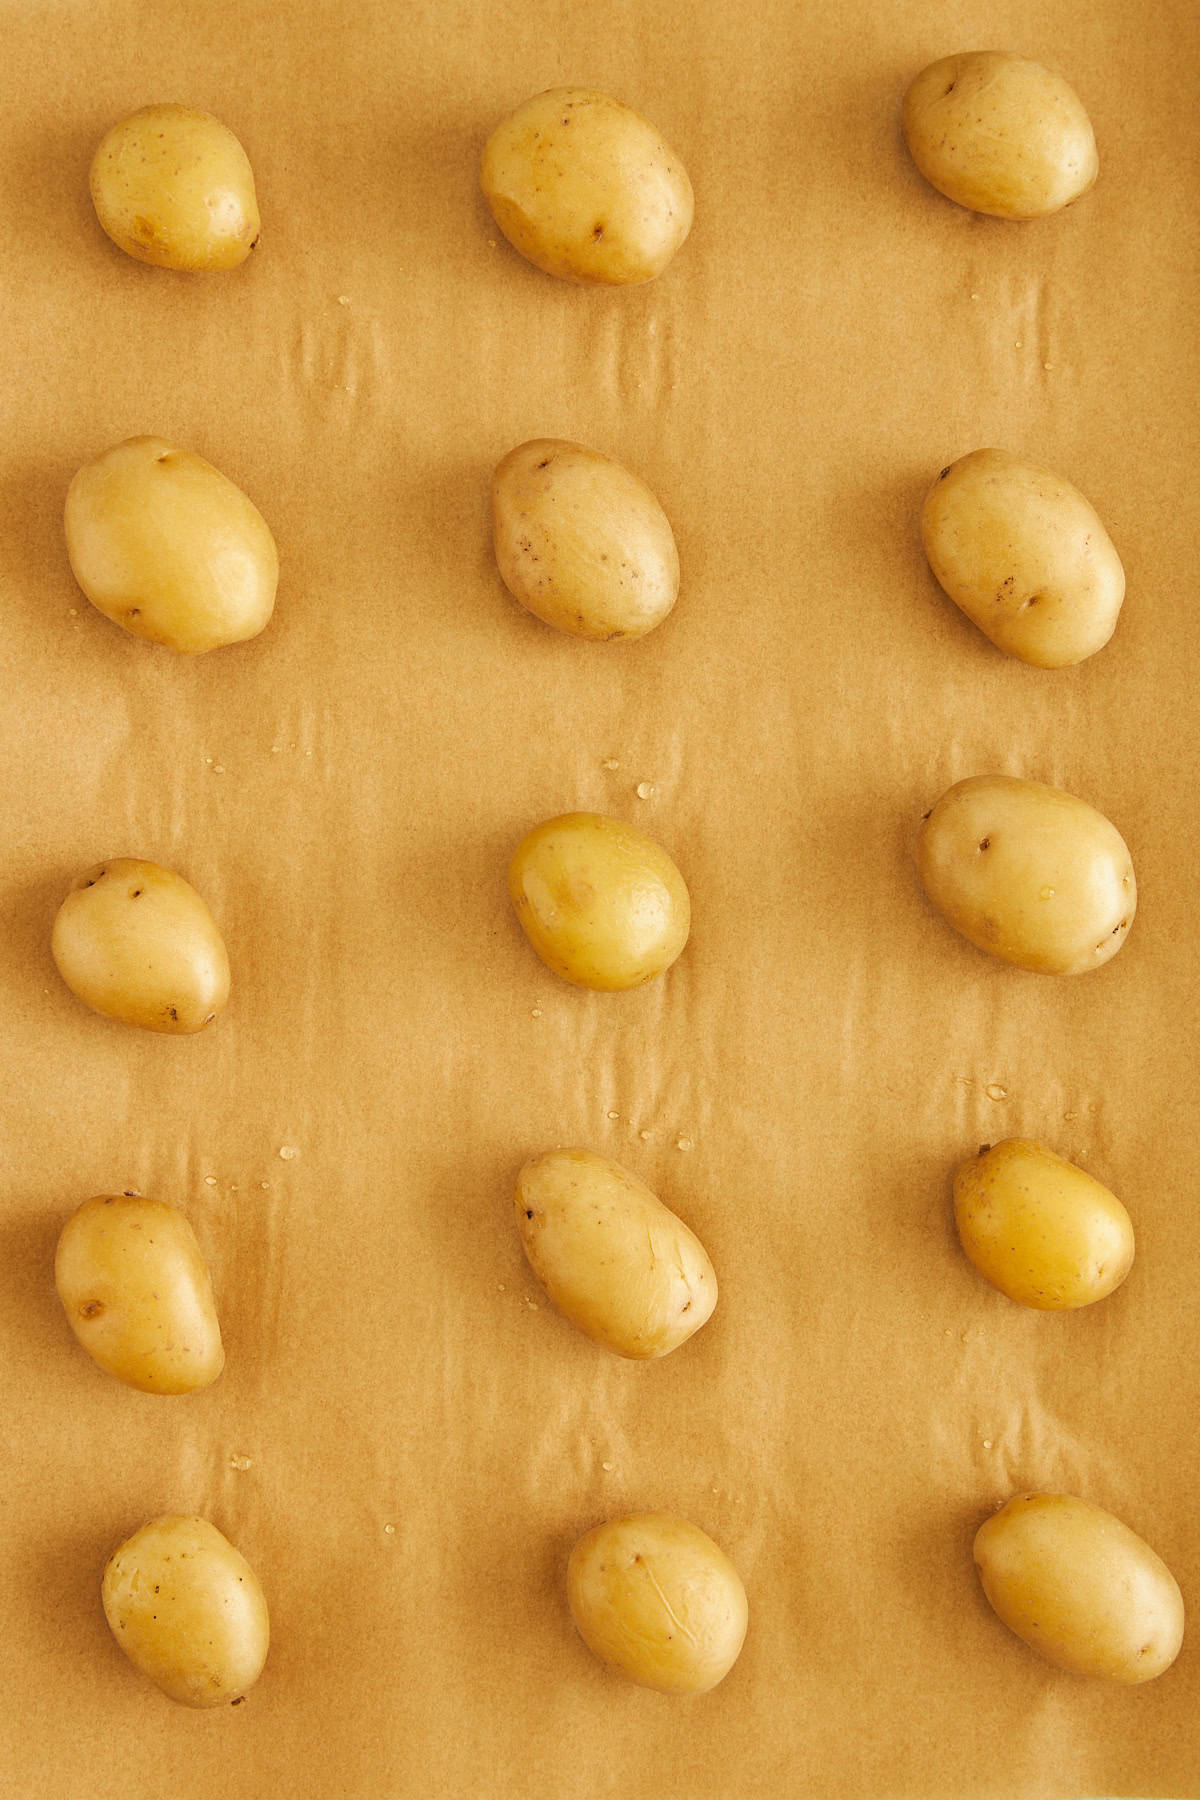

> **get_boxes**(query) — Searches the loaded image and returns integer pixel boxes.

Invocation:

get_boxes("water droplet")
[606,1110,619,1120]
[531,1007,542,1018]
[229,1455,252,1471]
[279,1145,299,1161]
[639,1130,651,1142]
[383,1523,396,1535]
[271,745,282,754]
[982,1440,993,1450]
[204,1176,218,1187]
[205,756,214,765]
[337,294,350,305]
[260,1181,270,1190]
[213,764,226,774]
[1038,886,1055,900]
[524,1297,539,1310]
[970,292,980,300]
[1063,1111,1077,1123]
[676,1137,693,1152]
[1043,361,1053,371]
[497,1283,506,1292]
[636,781,654,799]
[602,759,620,771]
[601,1461,613,1472]
[985,1084,1007,1102]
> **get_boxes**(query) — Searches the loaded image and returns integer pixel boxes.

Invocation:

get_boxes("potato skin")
[568,1514,747,1693]
[922,450,1125,668]
[51,858,231,1033]
[974,1494,1184,1682]
[492,439,679,641]
[481,88,693,285]
[65,436,278,654]
[903,52,1097,219]
[90,104,260,270]
[102,1515,269,1706]
[916,776,1135,975]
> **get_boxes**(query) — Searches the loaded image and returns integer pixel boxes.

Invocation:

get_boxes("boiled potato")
[974,1493,1184,1682]
[102,1514,269,1706]
[568,1514,747,1693]
[916,776,1135,974]
[55,1193,224,1392]
[922,450,1125,668]
[492,439,679,641]
[903,53,1097,219]
[65,436,278,653]
[90,104,260,270]
[953,1140,1134,1309]
[51,858,230,1033]
[516,1149,716,1357]
[481,88,693,285]
[509,812,690,990]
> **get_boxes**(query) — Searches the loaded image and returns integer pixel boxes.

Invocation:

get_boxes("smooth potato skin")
[903,52,1097,219]
[568,1514,748,1693]
[974,1494,1184,1682]
[90,104,260,270]
[102,1515,269,1706]
[55,1194,224,1392]
[922,450,1125,668]
[916,776,1136,974]
[481,88,693,285]
[51,858,231,1033]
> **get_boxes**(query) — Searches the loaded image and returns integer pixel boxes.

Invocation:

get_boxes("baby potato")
[481,88,693,285]
[568,1514,747,1693]
[102,1514,269,1706]
[492,439,679,641]
[90,104,260,270]
[509,812,690,990]
[51,858,230,1033]
[55,1193,224,1392]
[974,1493,1184,1682]
[516,1149,716,1357]
[922,450,1125,668]
[916,775,1135,975]
[953,1140,1134,1309]
[903,52,1098,219]
[65,436,278,653]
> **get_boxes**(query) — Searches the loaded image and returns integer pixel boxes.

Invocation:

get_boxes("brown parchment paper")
[2,2,1198,1796]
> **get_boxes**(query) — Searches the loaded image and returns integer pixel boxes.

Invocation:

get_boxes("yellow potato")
[903,52,1097,219]
[102,1514,269,1706]
[90,104,260,270]
[51,858,230,1033]
[974,1493,1184,1682]
[492,439,679,641]
[481,88,693,285]
[55,1193,224,1392]
[568,1514,747,1693]
[65,436,278,654]
[953,1140,1134,1309]
[516,1149,716,1357]
[916,776,1135,974]
[922,450,1125,668]
[509,812,690,990]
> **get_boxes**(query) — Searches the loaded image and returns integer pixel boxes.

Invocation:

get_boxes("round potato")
[974,1493,1184,1682]
[102,1514,269,1706]
[903,52,1097,219]
[481,88,693,285]
[90,104,260,270]
[916,776,1135,975]
[568,1514,747,1693]
[55,1193,224,1392]
[492,439,679,641]
[509,812,690,990]
[953,1140,1134,1309]
[65,436,278,654]
[52,858,230,1033]
[922,450,1125,668]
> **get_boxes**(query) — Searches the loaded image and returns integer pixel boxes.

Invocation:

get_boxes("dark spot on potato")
[944,80,957,95]
[681,1300,691,1312]
[525,1209,534,1219]
[131,888,143,897]
[231,1696,245,1705]
[249,236,259,250]
[978,837,990,851]
[592,222,605,239]
[204,1012,215,1024]
[535,459,550,470]
[978,1144,991,1155]
[168,1006,179,1021]
[938,466,951,481]
[79,1300,104,1318]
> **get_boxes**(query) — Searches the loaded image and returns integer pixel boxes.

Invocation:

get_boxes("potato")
[481,88,693,285]
[509,812,690,990]
[921,450,1125,668]
[916,776,1135,975]
[568,1514,747,1693]
[953,1140,1134,1309]
[65,436,278,653]
[902,53,1098,219]
[102,1514,269,1706]
[492,439,679,641]
[90,104,260,270]
[51,858,230,1033]
[974,1493,1184,1682]
[55,1193,224,1392]
[516,1149,716,1357]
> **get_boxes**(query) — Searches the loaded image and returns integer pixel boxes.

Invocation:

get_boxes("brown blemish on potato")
[978,837,991,851]
[79,1299,104,1318]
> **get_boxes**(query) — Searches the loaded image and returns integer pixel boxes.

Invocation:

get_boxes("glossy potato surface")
[90,104,260,270]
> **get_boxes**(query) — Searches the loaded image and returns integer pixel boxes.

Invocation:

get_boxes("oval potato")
[974,1493,1184,1682]
[916,776,1135,974]
[568,1514,747,1693]
[922,450,1125,668]
[90,104,260,270]
[481,88,693,285]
